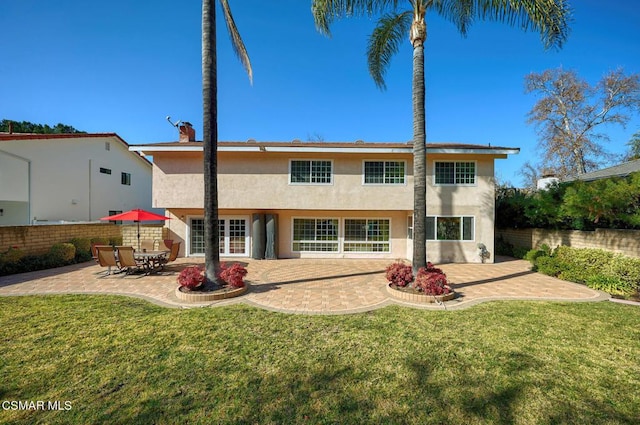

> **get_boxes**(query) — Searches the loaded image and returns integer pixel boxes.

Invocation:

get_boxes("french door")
[189,216,249,256]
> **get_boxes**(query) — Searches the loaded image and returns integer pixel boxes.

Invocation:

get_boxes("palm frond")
[367,10,413,90]
[312,0,402,35]
[219,0,253,83]
[435,0,571,50]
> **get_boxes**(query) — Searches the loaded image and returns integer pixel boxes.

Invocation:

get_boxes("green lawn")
[1,296,639,424]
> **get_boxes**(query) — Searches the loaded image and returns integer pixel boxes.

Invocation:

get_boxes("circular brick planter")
[175,284,248,302]
[386,284,456,304]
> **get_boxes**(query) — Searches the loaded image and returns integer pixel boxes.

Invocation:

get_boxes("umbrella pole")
[137,221,140,251]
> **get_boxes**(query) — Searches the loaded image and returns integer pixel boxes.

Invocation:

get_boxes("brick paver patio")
[0,256,610,314]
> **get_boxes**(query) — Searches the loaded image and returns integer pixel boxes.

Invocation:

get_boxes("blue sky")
[1,0,639,186]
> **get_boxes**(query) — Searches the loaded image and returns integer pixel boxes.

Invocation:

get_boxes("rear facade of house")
[133,132,517,264]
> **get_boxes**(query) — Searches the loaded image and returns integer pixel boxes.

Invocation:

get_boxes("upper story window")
[363,161,405,184]
[121,172,131,185]
[434,161,476,185]
[290,160,332,184]
[99,167,112,175]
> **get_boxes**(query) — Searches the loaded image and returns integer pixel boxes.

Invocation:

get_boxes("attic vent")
[246,138,257,143]
[105,142,111,151]
[355,140,364,144]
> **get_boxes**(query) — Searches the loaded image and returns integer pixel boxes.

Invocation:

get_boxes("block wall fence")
[0,223,167,255]
[497,228,640,259]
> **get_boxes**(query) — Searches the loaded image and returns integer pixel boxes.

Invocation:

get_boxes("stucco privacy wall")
[497,228,640,259]
[0,223,121,255]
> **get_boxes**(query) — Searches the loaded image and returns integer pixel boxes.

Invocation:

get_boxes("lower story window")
[344,219,390,252]
[292,218,338,252]
[427,216,474,241]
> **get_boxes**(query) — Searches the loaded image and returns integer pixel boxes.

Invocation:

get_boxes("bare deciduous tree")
[525,67,640,180]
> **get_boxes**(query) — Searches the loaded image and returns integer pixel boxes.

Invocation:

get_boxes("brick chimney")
[179,122,196,142]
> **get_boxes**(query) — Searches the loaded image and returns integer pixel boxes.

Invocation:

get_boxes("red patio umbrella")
[100,209,171,250]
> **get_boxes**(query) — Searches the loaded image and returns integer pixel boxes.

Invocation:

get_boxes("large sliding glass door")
[189,216,249,256]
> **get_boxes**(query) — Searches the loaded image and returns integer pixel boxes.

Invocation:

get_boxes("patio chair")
[140,239,155,252]
[90,243,102,263]
[158,239,173,251]
[96,246,121,275]
[116,246,146,275]
[159,241,180,269]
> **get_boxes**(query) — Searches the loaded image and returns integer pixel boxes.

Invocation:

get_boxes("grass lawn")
[1,296,639,424]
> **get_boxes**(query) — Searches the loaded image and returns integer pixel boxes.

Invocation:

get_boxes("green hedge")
[527,246,640,297]
[0,235,115,276]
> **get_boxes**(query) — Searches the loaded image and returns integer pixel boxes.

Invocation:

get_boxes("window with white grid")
[426,216,474,241]
[344,219,390,252]
[292,218,339,252]
[290,160,332,184]
[434,161,475,185]
[364,161,405,184]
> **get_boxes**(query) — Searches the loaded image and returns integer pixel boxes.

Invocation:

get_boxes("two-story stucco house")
[0,132,155,225]
[132,125,518,263]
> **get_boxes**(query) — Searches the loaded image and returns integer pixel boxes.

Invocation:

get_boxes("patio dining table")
[134,250,170,273]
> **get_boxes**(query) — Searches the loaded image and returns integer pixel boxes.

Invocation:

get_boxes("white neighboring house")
[0,132,155,225]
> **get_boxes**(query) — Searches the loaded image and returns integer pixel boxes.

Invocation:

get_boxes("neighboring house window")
[292,218,338,252]
[426,216,474,241]
[108,210,122,225]
[99,167,112,175]
[407,216,413,239]
[290,160,332,184]
[434,161,475,185]
[363,161,405,184]
[121,172,131,185]
[344,219,390,252]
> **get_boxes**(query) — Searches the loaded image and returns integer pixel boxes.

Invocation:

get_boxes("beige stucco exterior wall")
[152,151,413,210]
[153,149,503,263]
[0,136,154,225]
[424,154,496,263]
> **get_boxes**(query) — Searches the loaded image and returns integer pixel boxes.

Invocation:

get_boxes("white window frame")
[362,160,407,185]
[426,216,475,241]
[343,218,392,253]
[289,159,334,185]
[187,215,250,257]
[433,161,477,186]
[291,217,340,252]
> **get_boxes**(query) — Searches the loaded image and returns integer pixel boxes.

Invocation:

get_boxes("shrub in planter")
[414,263,451,295]
[219,263,247,288]
[177,266,205,290]
[49,243,76,265]
[385,262,413,287]
[109,236,123,247]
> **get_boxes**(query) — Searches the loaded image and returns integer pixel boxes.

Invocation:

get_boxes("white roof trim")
[427,148,519,155]
[129,145,519,155]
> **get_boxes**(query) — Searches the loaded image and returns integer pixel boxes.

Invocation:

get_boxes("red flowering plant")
[414,262,451,295]
[177,265,205,290]
[218,262,247,288]
[385,262,414,287]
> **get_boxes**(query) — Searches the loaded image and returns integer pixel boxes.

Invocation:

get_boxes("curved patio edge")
[0,258,630,315]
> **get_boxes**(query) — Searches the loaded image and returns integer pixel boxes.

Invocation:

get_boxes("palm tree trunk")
[412,33,427,273]
[203,0,221,287]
